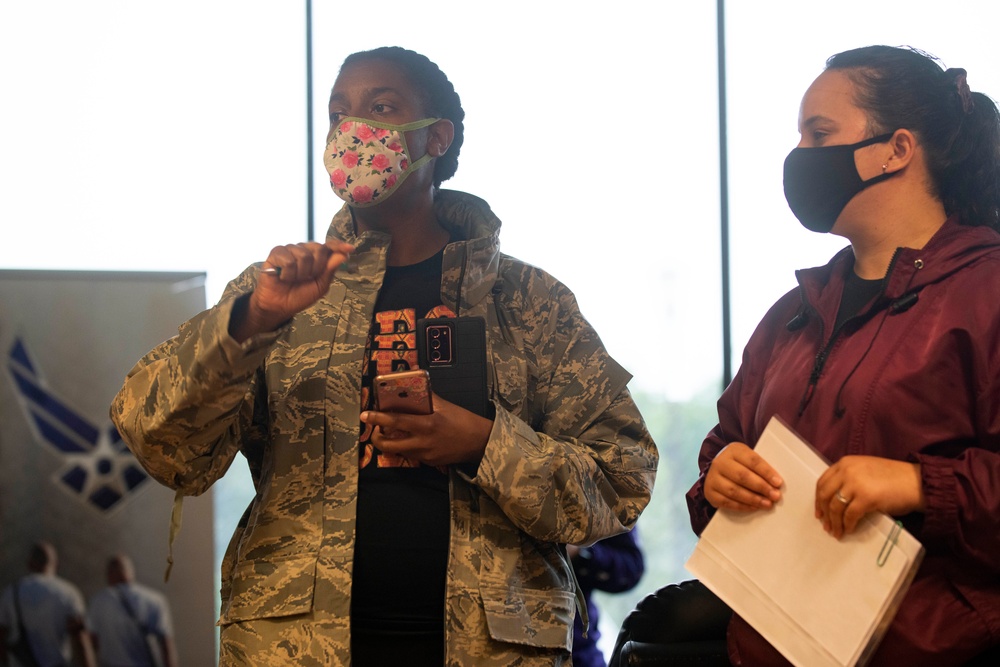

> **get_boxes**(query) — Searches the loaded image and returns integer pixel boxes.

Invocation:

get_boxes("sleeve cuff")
[915,454,959,539]
[471,402,539,481]
[214,296,287,376]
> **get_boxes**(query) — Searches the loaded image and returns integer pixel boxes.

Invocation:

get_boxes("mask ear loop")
[878,129,905,177]
[855,132,898,185]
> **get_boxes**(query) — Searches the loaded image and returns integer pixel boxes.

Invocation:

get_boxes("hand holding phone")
[373,369,434,415]
[364,365,493,466]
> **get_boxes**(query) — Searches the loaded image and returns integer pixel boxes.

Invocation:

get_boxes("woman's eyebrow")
[801,115,835,130]
[363,86,402,98]
[329,86,403,105]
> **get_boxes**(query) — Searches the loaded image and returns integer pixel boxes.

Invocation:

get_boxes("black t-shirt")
[350,248,455,637]
[835,269,883,330]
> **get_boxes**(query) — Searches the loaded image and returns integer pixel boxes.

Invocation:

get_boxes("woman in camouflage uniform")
[112,46,658,666]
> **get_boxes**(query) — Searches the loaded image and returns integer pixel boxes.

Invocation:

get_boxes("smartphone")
[374,369,434,415]
[417,316,490,418]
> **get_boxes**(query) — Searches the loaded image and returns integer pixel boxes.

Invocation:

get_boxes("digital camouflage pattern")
[111,190,659,666]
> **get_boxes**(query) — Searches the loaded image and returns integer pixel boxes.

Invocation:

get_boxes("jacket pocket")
[219,554,317,625]
[480,583,576,650]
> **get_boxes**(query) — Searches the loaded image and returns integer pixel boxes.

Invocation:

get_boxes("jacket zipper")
[797,315,831,416]
[796,249,903,416]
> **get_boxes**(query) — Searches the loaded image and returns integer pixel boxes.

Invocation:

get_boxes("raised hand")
[230,239,354,342]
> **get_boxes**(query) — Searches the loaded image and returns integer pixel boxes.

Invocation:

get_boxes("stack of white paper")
[686,416,924,667]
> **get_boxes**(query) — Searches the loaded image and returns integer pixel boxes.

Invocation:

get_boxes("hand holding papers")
[686,416,924,667]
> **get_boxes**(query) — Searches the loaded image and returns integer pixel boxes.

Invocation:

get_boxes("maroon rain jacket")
[687,216,1000,666]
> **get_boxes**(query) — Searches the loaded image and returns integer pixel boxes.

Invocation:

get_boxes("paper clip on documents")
[877,520,904,567]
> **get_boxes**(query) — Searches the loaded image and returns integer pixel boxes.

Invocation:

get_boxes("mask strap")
[406,152,435,174]
[853,132,896,149]
[855,132,898,184]
[341,116,441,133]
[394,117,442,132]
[861,171,896,186]
[386,118,443,173]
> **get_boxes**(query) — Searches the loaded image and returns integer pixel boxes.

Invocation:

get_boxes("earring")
[882,163,888,174]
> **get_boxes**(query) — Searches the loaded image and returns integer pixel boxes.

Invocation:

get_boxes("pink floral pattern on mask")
[323,117,437,207]
[352,185,373,204]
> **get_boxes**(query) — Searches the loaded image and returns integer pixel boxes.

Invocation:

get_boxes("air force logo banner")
[0,269,216,665]
[8,336,150,512]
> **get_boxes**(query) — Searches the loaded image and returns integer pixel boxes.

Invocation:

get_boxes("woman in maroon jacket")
[687,46,1000,665]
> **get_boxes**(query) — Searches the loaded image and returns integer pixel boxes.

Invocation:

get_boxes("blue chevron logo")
[7,337,149,512]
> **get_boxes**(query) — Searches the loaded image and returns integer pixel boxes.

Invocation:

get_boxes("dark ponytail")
[826,45,1000,230]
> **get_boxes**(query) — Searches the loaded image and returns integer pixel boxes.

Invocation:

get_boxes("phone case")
[374,369,434,414]
[417,316,490,418]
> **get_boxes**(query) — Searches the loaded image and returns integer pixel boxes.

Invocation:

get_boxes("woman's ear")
[885,128,916,174]
[427,119,455,158]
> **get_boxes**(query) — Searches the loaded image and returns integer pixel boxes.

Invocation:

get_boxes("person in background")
[87,555,177,667]
[569,529,644,667]
[0,541,96,667]
[111,45,657,666]
[687,45,1000,665]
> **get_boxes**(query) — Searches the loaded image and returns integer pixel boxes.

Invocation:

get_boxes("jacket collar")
[796,215,1000,310]
[323,189,503,312]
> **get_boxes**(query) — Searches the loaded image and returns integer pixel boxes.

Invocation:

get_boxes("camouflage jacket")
[111,190,658,665]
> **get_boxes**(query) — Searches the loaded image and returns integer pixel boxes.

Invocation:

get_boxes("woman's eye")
[372,103,392,115]
[330,111,345,123]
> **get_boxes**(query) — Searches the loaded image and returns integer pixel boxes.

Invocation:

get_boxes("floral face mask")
[323,117,439,207]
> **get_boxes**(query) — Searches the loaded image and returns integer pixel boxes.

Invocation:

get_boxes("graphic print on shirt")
[359,305,456,469]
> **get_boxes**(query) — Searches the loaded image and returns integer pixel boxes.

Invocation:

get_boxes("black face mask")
[783,133,897,233]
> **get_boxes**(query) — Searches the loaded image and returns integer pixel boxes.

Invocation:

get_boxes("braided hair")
[341,46,465,188]
[826,45,1000,230]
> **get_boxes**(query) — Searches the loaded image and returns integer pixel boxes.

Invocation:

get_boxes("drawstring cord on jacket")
[832,264,922,418]
[454,242,468,317]
[491,281,514,345]
[796,252,924,417]
[164,489,184,582]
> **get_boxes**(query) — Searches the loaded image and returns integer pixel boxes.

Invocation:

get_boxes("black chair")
[965,643,1000,667]
[609,580,731,667]
[610,579,1000,667]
